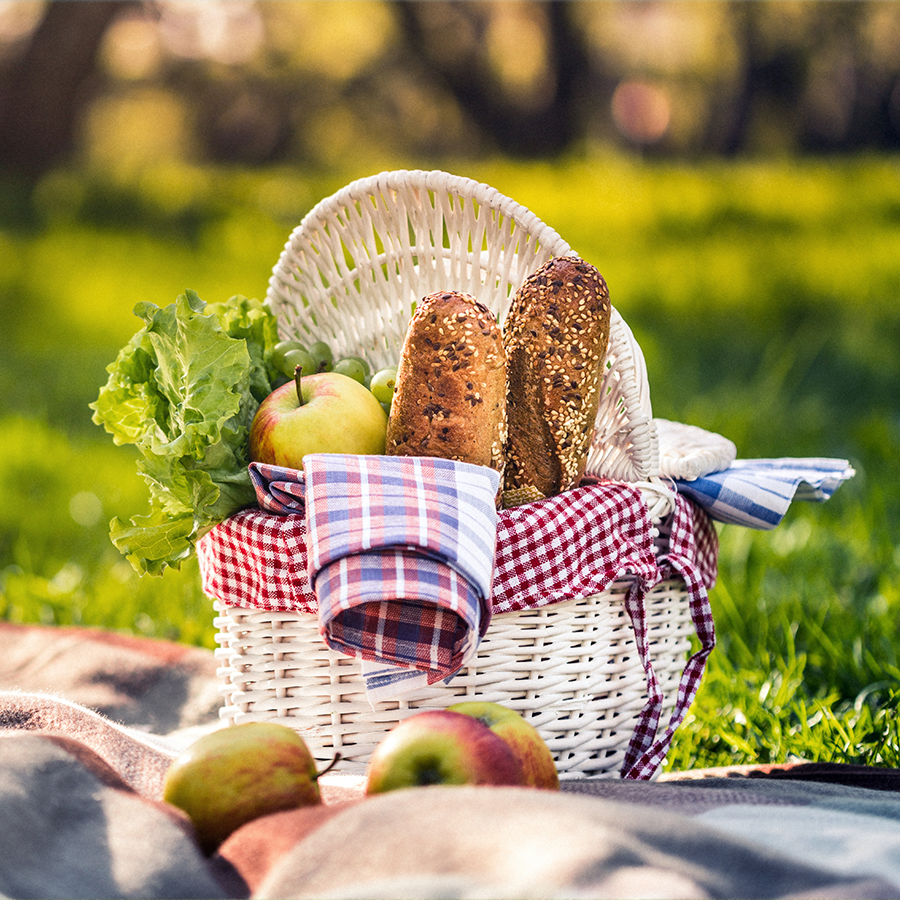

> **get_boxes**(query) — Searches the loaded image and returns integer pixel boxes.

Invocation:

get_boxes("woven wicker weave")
[214,577,692,779]
[656,418,737,481]
[211,169,700,779]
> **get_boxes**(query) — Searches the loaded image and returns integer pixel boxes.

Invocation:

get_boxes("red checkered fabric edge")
[198,507,314,612]
[492,482,659,615]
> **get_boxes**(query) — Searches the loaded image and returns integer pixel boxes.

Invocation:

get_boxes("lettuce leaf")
[91,290,279,575]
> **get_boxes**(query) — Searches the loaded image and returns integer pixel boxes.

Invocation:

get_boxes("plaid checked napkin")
[673,458,855,529]
[249,455,500,702]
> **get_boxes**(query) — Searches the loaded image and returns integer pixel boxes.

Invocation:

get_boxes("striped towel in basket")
[251,455,500,701]
[673,458,855,529]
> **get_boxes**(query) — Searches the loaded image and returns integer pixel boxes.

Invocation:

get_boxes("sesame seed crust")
[501,256,611,507]
[386,291,507,488]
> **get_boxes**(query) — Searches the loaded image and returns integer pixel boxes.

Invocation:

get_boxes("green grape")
[370,366,398,405]
[333,357,367,384]
[271,340,306,372]
[343,355,371,378]
[282,348,316,378]
[309,340,334,373]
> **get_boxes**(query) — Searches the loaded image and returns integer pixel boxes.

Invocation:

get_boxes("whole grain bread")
[502,256,611,507]
[385,291,507,478]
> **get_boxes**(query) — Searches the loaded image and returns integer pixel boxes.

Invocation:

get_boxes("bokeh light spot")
[611,81,671,145]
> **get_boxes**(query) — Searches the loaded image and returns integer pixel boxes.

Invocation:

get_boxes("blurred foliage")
[0,415,215,646]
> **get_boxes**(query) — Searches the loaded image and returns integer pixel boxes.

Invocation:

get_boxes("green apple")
[365,710,525,795]
[447,700,560,790]
[162,722,325,855]
[249,369,388,469]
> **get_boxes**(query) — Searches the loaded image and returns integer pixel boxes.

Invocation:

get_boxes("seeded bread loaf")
[385,291,507,478]
[502,256,611,508]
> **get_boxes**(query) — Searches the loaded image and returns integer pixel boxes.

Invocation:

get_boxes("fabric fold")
[248,461,306,515]
[673,457,855,529]
[293,455,499,701]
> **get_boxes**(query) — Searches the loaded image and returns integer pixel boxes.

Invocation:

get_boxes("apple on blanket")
[365,705,559,793]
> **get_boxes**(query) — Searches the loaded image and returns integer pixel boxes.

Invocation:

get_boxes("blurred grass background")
[2,0,899,771]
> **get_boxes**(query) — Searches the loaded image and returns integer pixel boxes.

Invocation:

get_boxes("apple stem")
[313,752,342,781]
[294,365,305,407]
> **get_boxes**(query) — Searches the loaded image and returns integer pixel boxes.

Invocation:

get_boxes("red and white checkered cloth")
[197,460,718,779]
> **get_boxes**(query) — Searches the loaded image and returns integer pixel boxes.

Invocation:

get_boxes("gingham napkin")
[673,458,855,529]
[249,455,500,701]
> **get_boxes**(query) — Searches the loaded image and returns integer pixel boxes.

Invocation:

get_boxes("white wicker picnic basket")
[211,169,698,779]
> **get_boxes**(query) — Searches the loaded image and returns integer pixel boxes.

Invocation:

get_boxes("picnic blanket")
[2,623,900,899]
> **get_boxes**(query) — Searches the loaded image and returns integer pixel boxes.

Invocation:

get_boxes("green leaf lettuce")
[91,290,279,575]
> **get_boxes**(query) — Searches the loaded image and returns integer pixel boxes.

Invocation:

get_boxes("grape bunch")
[270,339,398,411]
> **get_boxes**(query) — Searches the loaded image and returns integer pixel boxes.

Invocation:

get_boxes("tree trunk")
[0,0,130,179]
[392,0,593,158]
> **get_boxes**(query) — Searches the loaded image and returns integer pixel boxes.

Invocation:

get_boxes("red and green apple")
[365,710,526,794]
[249,368,388,469]
[447,700,559,790]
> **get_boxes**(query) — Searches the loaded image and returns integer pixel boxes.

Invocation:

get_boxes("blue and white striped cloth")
[672,458,855,530]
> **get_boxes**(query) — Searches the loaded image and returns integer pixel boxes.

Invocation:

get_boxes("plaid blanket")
[6,686,900,899]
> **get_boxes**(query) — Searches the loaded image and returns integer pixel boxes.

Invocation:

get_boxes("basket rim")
[285,167,574,262]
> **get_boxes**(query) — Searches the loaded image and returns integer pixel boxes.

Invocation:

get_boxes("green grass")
[1,154,898,770]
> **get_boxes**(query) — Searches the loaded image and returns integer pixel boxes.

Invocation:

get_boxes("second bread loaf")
[502,256,611,507]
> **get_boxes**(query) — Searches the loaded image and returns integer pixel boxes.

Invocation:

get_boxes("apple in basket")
[162,722,336,855]
[249,367,388,469]
[447,700,560,790]
[365,709,527,794]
